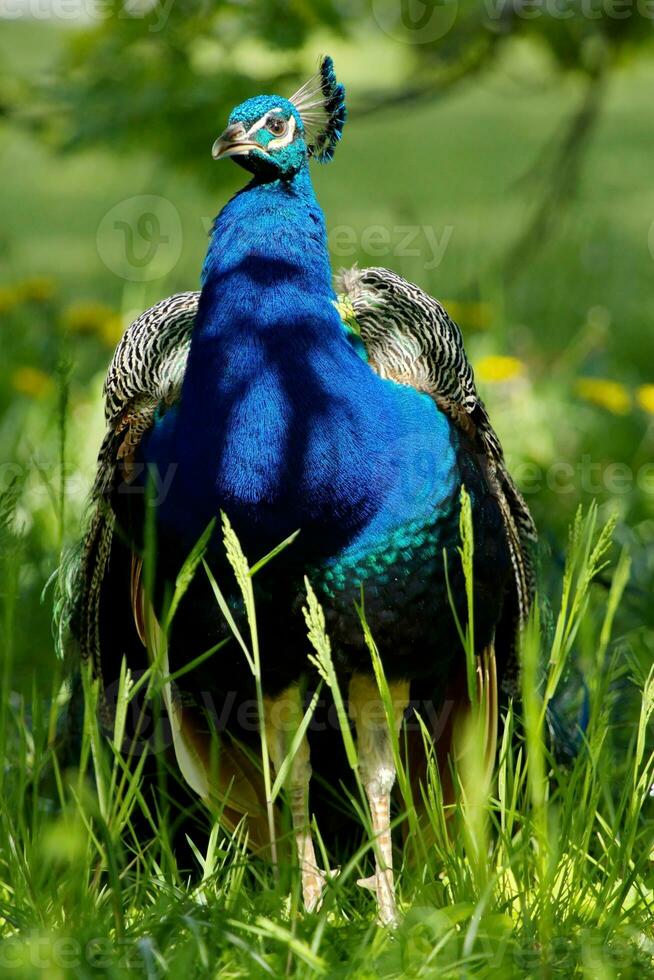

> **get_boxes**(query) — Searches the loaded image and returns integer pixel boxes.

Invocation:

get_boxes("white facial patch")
[268,114,296,150]
[245,109,296,151]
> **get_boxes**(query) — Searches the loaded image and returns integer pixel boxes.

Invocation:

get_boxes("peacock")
[61,56,536,926]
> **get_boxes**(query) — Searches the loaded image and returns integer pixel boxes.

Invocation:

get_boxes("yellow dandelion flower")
[18,276,57,303]
[100,314,126,347]
[574,377,631,415]
[443,300,493,331]
[636,384,654,415]
[62,301,118,337]
[475,354,525,384]
[0,285,22,315]
[11,366,53,398]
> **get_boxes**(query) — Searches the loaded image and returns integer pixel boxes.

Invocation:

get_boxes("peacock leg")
[263,686,326,912]
[348,674,410,927]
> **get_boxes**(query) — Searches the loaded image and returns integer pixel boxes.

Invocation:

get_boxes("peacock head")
[211,56,346,181]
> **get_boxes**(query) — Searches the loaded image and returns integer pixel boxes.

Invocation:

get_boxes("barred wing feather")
[336,265,537,685]
[61,292,196,667]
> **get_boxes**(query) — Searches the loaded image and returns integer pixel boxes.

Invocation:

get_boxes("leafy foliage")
[9,0,653,189]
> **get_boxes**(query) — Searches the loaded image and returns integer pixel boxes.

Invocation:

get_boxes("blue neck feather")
[144,165,457,557]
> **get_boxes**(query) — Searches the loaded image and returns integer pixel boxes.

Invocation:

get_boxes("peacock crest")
[290,55,347,162]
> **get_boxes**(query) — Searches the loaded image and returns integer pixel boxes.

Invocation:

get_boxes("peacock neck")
[183,164,344,408]
[147,165,455,557]
[159,166,367,547]
[178,162,354,454]
[200,165,334,307]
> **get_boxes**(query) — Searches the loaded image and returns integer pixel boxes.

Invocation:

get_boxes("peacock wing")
[58,291,278,851]
[63,291,199,669]
[335,265,537,687]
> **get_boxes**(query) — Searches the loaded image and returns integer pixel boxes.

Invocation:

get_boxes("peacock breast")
[308,419,513,684]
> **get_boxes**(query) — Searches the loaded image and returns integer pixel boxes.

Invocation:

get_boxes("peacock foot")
[357,867,398,927]
[301,864,340,912]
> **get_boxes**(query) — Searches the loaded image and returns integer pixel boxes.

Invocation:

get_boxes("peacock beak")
[212,123,265,161]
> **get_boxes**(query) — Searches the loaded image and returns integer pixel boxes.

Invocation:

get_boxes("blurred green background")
[1,0,653,693]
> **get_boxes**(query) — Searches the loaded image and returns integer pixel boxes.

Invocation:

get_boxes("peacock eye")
[266,116,287,137]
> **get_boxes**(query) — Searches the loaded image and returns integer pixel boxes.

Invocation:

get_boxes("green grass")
[0,19,653,977]
[0,501,653,976]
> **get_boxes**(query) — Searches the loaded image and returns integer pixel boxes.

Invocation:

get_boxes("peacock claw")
[357,871,399,927]
[301,864,340,912]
